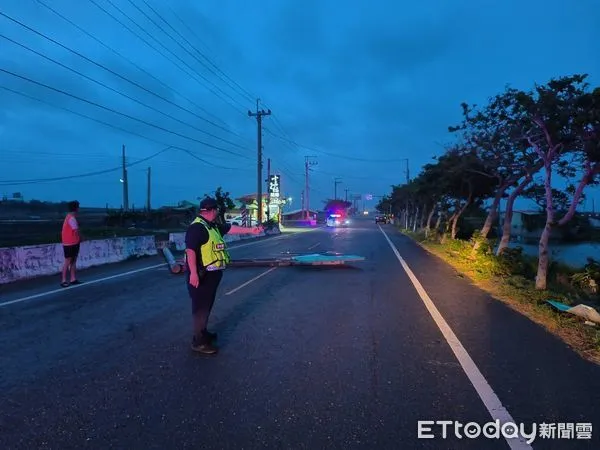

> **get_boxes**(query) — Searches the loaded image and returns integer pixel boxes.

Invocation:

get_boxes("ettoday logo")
[417,420,593,444]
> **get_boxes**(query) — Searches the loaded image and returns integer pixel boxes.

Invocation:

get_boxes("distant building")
[282,209,317,221]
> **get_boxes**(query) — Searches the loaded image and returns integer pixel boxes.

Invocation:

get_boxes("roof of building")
[282,209,316,216]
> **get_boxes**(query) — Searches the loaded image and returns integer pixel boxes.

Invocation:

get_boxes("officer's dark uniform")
[184,198,231,354]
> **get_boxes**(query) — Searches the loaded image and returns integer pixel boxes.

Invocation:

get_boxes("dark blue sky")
[1,0,599,211]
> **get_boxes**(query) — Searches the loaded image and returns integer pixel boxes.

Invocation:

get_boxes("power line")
[159,1,257,102]
[0,68,252,159]
[93,0,247,117]
[265,128,410,163]
[0,85,247,170]
[0,147,170,185]
[0,32,250,152]
[125,0,251,109]
[2,7,250,144]
[34,0,251,143]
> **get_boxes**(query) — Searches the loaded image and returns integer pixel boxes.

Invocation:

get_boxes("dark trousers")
[187,270,224,341]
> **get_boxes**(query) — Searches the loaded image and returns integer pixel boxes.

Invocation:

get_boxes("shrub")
[570,258,600,294]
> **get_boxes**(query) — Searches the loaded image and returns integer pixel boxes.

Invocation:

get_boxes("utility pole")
[334,177,342,200]
[344,188,349,203]
[248,99,271,224]
[121,144,129,211]
[146,166,151,213]
[304,156,318,220]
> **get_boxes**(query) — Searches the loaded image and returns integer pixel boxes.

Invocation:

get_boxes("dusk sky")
[1,0,599,212]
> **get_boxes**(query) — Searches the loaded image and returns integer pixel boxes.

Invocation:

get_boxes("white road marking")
[0,263,167,307]
[224,267,278,296]
[378,225,532,450]
[307,242,320,250]
[0,229,316,308]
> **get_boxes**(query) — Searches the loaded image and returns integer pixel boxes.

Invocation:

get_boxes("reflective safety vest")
[189,216,231,271]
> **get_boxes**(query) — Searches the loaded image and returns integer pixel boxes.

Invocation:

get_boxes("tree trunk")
[412,207,419,232]
[480,188,504,239]
[419,205,426,230]
[435,211,443,239]
[471,188,505,255]
[451,197,472,240]
[425,204,436,237]
[535,223,552,290]
[496,175,532,255]
[535,161,555,290]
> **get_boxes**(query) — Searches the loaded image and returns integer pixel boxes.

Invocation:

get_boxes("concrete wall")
[0,235,157,284]
[0,226,282,285]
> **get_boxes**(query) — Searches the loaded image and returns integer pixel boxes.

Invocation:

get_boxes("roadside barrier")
[0,226,281,284]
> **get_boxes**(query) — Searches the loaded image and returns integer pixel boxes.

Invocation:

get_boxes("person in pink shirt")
[61,200,82,287]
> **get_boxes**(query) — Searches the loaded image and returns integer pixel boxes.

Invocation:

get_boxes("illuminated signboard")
[269,174,280,199]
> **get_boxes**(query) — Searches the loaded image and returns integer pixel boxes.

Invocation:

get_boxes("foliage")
[383,73,600,290]
[570,258,600,293]
[323,199,352,212]
[205,186,235,224]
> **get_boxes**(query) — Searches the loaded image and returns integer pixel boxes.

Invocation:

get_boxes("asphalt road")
[1,219,599,449]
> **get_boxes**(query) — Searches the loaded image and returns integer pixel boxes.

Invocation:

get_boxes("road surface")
[1,220,599,449]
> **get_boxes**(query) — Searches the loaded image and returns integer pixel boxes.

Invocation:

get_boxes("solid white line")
[308,242,320,250]
[0,263,167,307]
[0,229,313,308]
[224,267,278,296]
[378,226,532,450]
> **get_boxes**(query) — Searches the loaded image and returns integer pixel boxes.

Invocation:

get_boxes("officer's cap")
[199,197,218,211]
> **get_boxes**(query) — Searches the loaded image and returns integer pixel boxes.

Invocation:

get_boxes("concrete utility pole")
[248,99,271,224]
[344,188,349,203]
[304,156,318,219]
[146,166,151,213]
[334,177,342,200]
[121,144,129,211]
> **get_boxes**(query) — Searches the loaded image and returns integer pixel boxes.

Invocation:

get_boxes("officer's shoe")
[191,336,218,355]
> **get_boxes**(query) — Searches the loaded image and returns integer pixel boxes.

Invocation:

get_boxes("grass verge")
[403,229,600,365]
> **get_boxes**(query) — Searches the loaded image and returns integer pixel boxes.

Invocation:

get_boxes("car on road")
[226,215,258,226]
[375,215,388,224]
[326,213,350,227]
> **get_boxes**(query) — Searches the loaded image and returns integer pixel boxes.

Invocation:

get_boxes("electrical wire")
[0,147,170,185]
[36,0,249,141]
[0,85,247,170]
[0,68,252,159]
[0,33,250,152]
[265,128,410,162]
[2,8,250,144]
[93,0,248,117]
[124,0,251,109]
[146,0,256,103]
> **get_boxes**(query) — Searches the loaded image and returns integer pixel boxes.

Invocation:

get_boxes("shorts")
[63,243,80,259]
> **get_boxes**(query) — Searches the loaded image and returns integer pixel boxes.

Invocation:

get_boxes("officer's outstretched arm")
[229,225,262,235]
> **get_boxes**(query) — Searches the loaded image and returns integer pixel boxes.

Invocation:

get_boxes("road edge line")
[378,225,532,449]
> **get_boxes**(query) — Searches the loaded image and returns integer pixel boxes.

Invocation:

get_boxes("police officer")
[185,197,262,354]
